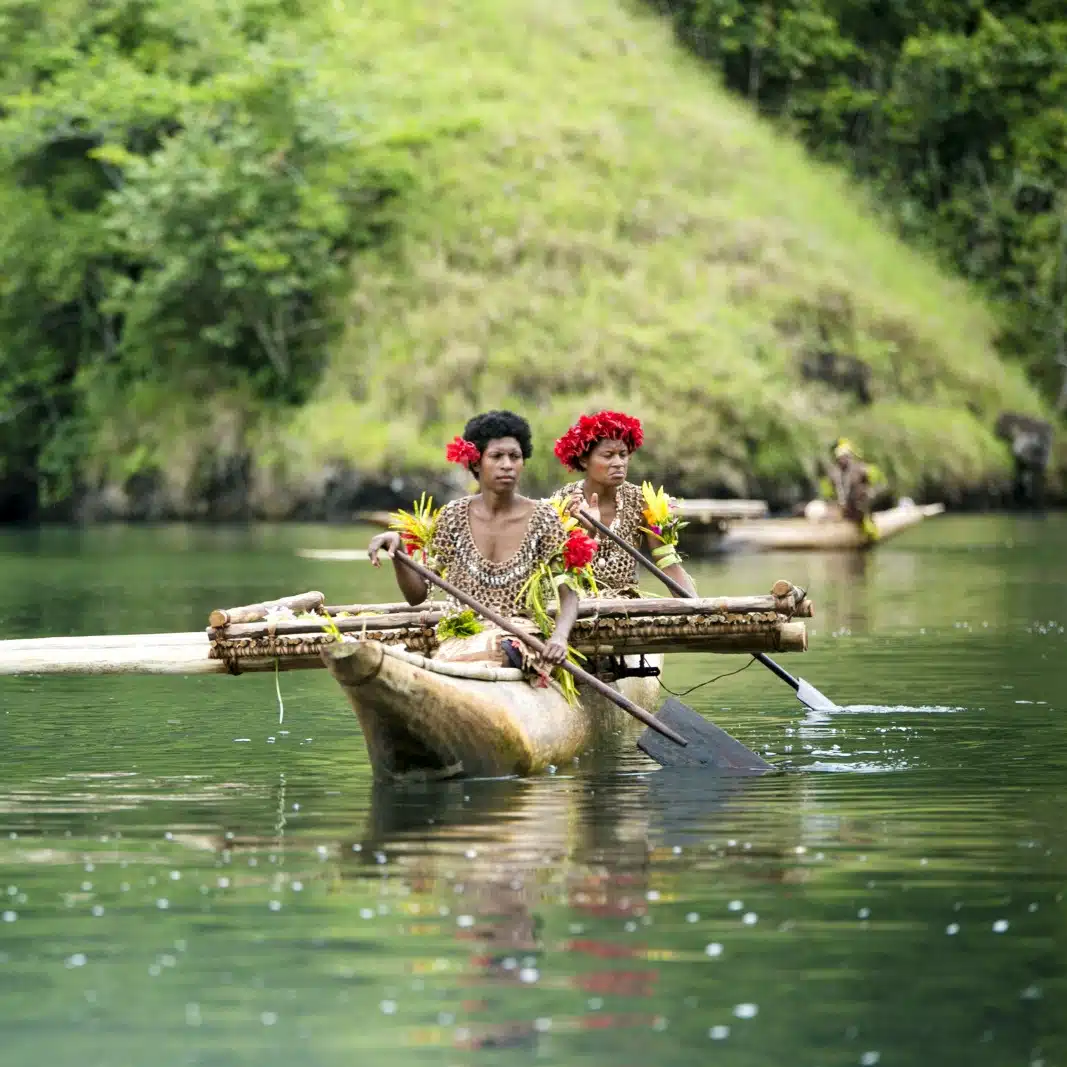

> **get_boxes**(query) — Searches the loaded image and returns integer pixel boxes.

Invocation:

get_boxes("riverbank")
[61,465,1064,523]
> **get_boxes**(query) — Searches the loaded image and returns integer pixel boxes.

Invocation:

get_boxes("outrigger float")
[0,583,813,781]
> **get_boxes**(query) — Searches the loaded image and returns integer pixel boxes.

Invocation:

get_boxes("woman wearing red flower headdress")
[551,410,696,598]
[369,410,580,669]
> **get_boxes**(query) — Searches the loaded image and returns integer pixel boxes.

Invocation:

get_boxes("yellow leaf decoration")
[640,481,674,528]
[388,492,440,565]
[638,481,688,566]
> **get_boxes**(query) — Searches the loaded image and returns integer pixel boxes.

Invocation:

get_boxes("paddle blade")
[637,698,774,773]
[796,677,837,713]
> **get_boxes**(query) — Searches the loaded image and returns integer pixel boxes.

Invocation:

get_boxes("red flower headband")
[553,410,643,470]
[446,436,481,470]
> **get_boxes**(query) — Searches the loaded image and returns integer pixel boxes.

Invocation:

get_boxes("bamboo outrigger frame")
[0,581,814,779]
[0,583,811,677]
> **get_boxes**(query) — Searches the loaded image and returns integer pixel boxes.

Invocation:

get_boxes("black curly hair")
[462,410,533,466]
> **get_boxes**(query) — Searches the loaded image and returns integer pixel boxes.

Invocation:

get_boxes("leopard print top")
[550,480,646,595]
[430,496,566,617]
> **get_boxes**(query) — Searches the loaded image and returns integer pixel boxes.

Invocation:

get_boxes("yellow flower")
[640,481,673,528]
[389,492,440,555]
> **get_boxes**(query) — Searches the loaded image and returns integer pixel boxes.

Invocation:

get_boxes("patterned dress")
[550,480,646,595]
[429,496,567,617]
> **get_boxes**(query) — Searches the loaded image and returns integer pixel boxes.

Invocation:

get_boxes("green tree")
[653,0,1067,410]
[0,0,408,512]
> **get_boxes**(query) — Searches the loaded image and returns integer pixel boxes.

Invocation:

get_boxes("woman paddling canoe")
[368,410,594,675]
[551,410,697,598]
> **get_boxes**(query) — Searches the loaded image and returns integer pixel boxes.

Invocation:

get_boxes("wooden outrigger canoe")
[310,584,809,780]
[708,502,946,553]
[0,584,813,781]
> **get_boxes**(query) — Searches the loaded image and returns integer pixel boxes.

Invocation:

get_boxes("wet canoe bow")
[323,639,651,781]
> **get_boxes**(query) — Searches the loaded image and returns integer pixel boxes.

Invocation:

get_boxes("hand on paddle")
[541,633,568,666]
[567,490,601,535]
[368,531,401,565]
[543,584,580,666]
[368,531,428,606]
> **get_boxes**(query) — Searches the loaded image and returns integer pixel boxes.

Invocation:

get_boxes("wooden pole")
[0,633,321,676]
[573,620,807,655]
[322,602,427,616]
[0,632,207,651]
[208,591,325,629]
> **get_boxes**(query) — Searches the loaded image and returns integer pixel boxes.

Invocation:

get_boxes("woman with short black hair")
[369,410,580,665]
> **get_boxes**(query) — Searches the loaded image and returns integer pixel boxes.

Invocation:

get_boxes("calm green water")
[1,516,1065,1067]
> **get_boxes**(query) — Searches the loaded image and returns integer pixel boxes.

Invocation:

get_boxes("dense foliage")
[653,0,1067,408]
[0,0,408,514]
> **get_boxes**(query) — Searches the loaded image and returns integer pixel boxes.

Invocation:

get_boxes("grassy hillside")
[89,0,1053,514]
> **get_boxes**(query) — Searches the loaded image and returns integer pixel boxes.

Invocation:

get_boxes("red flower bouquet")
[563,529,598,570]
[519,500,601,705]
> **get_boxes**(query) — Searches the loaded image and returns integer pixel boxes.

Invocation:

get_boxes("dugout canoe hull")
[323,640,654,781]
[719,503,945,553]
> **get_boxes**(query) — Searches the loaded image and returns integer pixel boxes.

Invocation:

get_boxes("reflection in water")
[328,772,816,1055]
[348,777,664,1053]
[816,551,873,634]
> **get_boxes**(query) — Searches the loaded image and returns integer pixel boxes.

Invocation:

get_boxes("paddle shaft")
[391,551,689,747]
[577,509,803,694]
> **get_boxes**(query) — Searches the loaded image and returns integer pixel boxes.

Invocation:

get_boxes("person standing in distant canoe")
[368,410,595,669]
[550,410,697,597]
[828,438,879,543]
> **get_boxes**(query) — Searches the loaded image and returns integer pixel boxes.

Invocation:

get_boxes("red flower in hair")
[445,436,481,469]
[554,410,643,470]
[562,529,598,570]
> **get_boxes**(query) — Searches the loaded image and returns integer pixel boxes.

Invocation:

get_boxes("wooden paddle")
[389,551,689,748]
[577,508,837,713]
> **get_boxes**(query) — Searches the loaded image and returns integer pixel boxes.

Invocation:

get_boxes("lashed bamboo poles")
[0,581,811,676]
[215,592,812,641]
[212,617,808,664]
[0,616,806,676]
